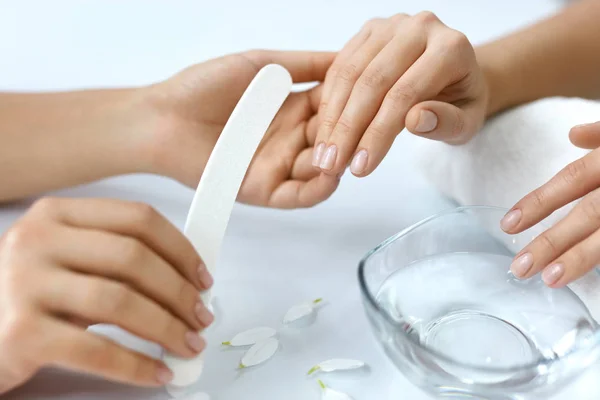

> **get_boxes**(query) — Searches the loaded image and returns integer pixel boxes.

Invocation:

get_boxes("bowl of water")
[358,206,600,399]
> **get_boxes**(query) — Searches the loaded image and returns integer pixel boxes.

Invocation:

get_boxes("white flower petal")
[239,337,279,368]
[308,359,365,375]
[318,380,354,400]
[221,327,277,347]
[283,298,322,324]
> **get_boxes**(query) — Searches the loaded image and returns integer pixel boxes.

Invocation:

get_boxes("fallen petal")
[318,380,354,400]
[284,303,313,324]
[239,337,279,368]
[308,359,365,375]
[221,327,277,347]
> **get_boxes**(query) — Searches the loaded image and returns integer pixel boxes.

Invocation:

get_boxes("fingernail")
[312,142,325,167]
[156,365,174,384]
[350,150,368,175]
[197,263,213,288]
[415,110,438,133]
[501,209,522,232]
[185,331,205,353]
[195,301,214,326]
[510,252,533,277]
[542,263,565,286]
[319,145,337,171]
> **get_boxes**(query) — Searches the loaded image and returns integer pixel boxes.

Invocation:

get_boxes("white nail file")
[162,64,293,387]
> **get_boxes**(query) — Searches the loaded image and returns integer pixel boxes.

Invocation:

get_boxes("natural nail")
[501,209,522,232]
[319,145,337,171]
[185,331,205,353]
[350,150,368,175]
[510,252,533,277]
[312,143,325,167]
[415,110,438,133]
[156,365,174,384]
[197,264,213,288]
[542,263,565,286]
[196,301,215,326]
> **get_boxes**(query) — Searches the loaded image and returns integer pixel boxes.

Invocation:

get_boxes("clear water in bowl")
[376,251,598,385]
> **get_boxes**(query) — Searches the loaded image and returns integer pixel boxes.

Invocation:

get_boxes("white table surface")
[1,1,599,399]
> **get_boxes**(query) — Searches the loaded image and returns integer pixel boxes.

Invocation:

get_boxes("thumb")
[569,121,600,149]
[405,100,485,144]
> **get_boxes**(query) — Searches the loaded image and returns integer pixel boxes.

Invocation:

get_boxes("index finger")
[241,50,335,83]
[501,150,600,233]
[32,198,205,291]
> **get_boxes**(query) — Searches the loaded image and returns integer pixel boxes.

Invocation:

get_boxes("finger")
[40,270,205,358]
[320,24,374,117]
[325,33,427,175]
[241,50,336,83]
[508,191,600,279]
[541,227,600,288]
[269,174,340,209]
[405,100,484,144]
[291,148,320,181]
[501,149,600,233]
[314,35,391,170]
[569,121,600,149]
[33,198,207,291]
[45,319,173,386]
[52,226,212,331]
[355,50,458,176]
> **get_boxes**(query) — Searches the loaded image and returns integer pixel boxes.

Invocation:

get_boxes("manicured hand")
[0,198,213,393]
[312,12,488,177]
[501,121,600,287]
[145,50,340,208]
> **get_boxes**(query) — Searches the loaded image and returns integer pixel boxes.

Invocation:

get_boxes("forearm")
[0,88,154,201]
[477,0,600,116]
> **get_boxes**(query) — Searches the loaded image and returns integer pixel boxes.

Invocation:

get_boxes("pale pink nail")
[156,366,174,384]
[185,331,205,353]
[195,302,214,326]
[542,263,565,286]
[350,150,368,175]
[197,263,213,288]
[415,110,438,133]
[319,145,337,171]
[501,209,522,232]
[510,252,533,277]
[312,143,325,167]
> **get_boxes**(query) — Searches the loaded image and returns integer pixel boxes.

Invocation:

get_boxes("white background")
[1,1,598,399]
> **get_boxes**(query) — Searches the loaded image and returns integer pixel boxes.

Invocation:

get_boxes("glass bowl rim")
[357,205,600,373]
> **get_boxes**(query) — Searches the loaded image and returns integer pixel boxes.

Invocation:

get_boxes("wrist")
[476,44,518,118]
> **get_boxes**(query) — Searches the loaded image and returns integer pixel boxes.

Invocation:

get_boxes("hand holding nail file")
[162,64,293,387]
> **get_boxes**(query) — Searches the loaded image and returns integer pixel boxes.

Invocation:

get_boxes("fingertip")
[500,209,522,233]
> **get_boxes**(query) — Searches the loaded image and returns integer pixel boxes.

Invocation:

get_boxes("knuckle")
[367,122,389,141]
[334,116,353,134]
[0,222,45,253]
[387,81,417,106]
[562,158,588,185]
[30,197,61,217]
[450,108,466,138]
[130,202,159,228]
[337,63,360,84]
[390,13,410,23]
[240,49,266,67]
[445,30,470,49]
[582,192,600,222]
[96,281,133,314]
[527,188,546,210]
[414,10,439,25]
[321,114,338,131]
[359,66,387,89]
[119,238,147,266]
[537,233,559,255]
[363,17,384,30]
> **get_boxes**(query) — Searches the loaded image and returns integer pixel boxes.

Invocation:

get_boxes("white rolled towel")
[414,96,600,322]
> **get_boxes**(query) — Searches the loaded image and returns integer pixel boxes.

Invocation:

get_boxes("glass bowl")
[358,206,600,400]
